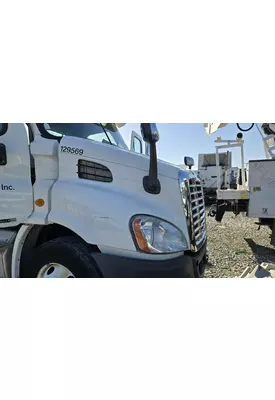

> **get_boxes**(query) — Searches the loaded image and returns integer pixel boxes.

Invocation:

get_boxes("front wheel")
[193,254,208,278]
[20,236,102,278]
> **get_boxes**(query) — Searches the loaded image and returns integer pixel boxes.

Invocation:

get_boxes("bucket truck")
[205,123,275,245]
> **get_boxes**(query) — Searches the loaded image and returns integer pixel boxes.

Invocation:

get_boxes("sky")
[119,123,266,169]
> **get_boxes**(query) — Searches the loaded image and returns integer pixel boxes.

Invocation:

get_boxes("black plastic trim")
[143,175,161,194]
[92,240,208,278]
[0,143,7,165]
[36,123,62,142]
[78,160,113,182]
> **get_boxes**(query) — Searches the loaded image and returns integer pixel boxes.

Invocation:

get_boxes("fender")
[47,177,189,253]
[48,180,148,252]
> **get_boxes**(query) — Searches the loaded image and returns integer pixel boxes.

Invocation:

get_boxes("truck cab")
[0,123,207,278]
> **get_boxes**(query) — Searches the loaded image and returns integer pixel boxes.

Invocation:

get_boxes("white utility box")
[216,189,249,200]
[248,159,275,218]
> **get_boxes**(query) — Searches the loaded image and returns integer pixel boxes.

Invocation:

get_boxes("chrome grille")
[188,175,206,248]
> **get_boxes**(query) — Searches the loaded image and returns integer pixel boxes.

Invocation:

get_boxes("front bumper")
[92,241,207,278]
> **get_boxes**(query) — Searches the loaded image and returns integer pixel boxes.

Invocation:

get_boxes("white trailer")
[0,123,208,278]
[206,123,275,245]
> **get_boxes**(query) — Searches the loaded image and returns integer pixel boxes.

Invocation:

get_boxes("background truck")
[0,123,208,278]
[205,123,275,245]
[196,151,238,204]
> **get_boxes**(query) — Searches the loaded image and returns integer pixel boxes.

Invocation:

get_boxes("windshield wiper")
[100,124,113,145]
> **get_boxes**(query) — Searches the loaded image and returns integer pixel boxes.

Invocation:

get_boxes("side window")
[0,124,8,136]
[133,136,142,154]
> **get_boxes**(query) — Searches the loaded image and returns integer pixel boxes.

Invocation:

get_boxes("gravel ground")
[205,211,275,278]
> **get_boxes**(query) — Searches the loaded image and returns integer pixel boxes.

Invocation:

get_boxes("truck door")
[0,123,34,227]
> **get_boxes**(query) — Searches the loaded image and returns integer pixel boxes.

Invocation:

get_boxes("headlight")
[131,215,188,254]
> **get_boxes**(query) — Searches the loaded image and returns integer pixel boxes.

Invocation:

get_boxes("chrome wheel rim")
[37,263,75,278]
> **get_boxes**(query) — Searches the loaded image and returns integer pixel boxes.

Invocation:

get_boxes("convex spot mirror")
[184,156,194,169]
[140,123,159,144]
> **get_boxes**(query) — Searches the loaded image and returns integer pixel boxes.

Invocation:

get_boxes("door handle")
[0,143,7,166]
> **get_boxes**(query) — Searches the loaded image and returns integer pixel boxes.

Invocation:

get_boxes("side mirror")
[140,123,160,194]
[145,143,150,156]
[140,123,159,144]
[184,156,194,170]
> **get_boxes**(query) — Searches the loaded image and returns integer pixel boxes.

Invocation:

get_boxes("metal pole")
[216,147,220,189]
[225,150,229,189]
[240,141,245,188]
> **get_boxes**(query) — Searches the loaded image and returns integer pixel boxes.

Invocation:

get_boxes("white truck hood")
[76,138,183,180]
[101,143,182,180]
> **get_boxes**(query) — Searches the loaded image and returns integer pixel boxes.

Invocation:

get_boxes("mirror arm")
[143,142,161,194]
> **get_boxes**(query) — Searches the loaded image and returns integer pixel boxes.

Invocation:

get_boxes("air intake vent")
[78,160,113,182]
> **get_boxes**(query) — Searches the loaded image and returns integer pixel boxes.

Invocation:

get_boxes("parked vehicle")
[0,123,208,278]
[205,123,275,245]
[195,151,238,204]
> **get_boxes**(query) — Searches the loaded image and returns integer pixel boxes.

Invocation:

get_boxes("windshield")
[37,123,128,149]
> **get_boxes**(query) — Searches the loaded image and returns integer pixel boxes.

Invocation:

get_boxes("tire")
[20,236,102,278]
[193,255,207,278]
[208,204,217,217]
